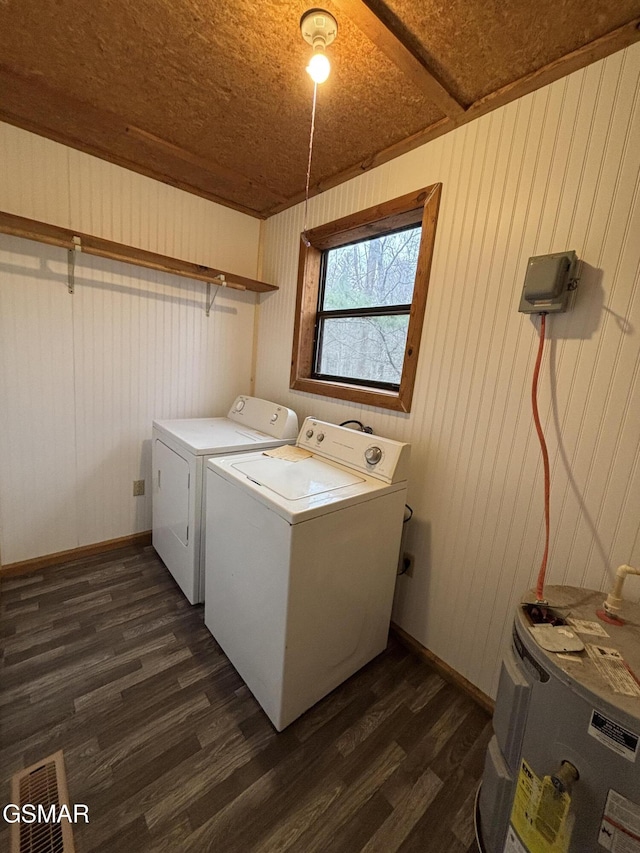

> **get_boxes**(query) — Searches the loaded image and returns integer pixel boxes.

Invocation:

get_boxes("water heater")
[477,586,640,852]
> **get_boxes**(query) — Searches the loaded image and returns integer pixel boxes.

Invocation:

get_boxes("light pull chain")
[302,81,318,248]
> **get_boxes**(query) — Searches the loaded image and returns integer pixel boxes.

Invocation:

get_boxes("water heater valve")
[600,564,640,623]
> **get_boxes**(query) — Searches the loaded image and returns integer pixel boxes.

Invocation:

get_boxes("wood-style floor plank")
[1,545,488,852]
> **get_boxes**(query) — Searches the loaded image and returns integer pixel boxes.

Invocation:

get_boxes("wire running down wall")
[254,44,640,699]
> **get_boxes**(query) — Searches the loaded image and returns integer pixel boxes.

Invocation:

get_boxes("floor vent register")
[10,751,76,853]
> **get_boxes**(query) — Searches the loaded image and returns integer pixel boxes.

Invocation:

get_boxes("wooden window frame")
[290,183,441,412]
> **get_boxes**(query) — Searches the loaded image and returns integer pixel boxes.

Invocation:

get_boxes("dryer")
[204,417,410,730]
[152,396,298,604]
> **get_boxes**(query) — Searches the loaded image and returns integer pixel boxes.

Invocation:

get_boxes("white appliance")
[152,396,298,604]
[477,586,640,853]
[204,417,411,730]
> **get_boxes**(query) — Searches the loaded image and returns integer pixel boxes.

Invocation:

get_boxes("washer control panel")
[364,445,383,465]
[297,418,410,483]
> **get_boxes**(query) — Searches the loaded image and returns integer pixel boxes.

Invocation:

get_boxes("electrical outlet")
[402,552,414,577]
[133,480,145,496]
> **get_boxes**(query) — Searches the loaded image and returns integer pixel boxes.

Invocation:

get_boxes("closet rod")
[0,211,278,294]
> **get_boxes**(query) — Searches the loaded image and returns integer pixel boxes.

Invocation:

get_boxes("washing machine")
[203,417,411,731]
[151,396,298,604]
[477,586,640,853]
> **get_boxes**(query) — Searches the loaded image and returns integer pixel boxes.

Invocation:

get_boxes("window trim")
[290,183,442,412]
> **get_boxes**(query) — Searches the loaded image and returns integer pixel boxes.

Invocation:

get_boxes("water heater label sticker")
[586,644,640,698]
[588,710,639,763]
[598,789,640,851]
[508,759,572,852]
[567,618,609,637]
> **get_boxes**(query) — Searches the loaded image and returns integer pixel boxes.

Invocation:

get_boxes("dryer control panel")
[297,418,410,483]
[227,396,298,439]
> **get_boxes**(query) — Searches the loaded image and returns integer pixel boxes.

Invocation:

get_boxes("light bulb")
[307,51,331,84]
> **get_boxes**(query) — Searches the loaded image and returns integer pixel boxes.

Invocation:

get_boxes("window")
[315,224,420,389]
[290,184,441,412]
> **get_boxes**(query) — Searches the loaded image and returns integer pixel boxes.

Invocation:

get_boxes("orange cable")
[532,313,550,601]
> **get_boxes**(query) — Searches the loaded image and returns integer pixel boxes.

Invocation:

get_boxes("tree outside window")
[315,225,421,389]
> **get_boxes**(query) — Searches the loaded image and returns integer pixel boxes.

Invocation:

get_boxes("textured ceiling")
[1,0,639,218]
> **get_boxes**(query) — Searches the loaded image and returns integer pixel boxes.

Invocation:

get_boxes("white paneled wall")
[254,44,640,698]
[0,126,261,565]
[0,242,77,563]
[0,123,260,275]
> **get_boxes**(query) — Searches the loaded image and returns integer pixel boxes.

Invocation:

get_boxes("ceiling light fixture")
[300,9,338,246]
[300,9,338,84]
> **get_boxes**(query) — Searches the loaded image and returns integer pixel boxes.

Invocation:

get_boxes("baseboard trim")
[391,621,495,715]
[0,531,153,578]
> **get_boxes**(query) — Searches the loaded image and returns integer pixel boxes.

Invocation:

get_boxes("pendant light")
[300,9,338,83]
[300,9,338,244]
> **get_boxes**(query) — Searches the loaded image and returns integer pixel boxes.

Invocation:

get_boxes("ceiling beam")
[0,64,271,218]
[331,0,465,119]
[125,126,289,204]
[264,18,640,217]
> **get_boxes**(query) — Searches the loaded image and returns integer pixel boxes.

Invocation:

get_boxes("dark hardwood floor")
[0,545,490,852]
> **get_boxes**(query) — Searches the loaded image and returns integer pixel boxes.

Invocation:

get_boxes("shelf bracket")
[205,274,226,316]
[67,236,82,294]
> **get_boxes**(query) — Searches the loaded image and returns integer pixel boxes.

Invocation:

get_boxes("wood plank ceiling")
[1,0,639,219]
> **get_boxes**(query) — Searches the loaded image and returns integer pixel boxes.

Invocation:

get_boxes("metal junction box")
[519,251,577,314]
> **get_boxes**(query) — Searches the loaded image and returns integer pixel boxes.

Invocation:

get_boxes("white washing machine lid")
[208,451,406,524]
[232,456,364,500]
[152,417,286,455]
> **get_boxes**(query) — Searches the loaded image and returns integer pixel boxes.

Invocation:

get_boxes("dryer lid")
[153,417,281,454]
[231,456,363,501]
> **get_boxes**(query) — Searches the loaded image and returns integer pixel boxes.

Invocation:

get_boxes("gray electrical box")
[519,251,577,314]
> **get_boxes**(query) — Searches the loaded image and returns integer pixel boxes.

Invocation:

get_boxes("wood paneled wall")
[0,124,260,565]
[254,44,640,698]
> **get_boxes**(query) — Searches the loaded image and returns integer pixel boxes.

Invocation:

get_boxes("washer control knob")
[306,429,314,439]
[365,446,382,465]
[235,399,245,411]
[270,413,278,423]
[317,432,325,442]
